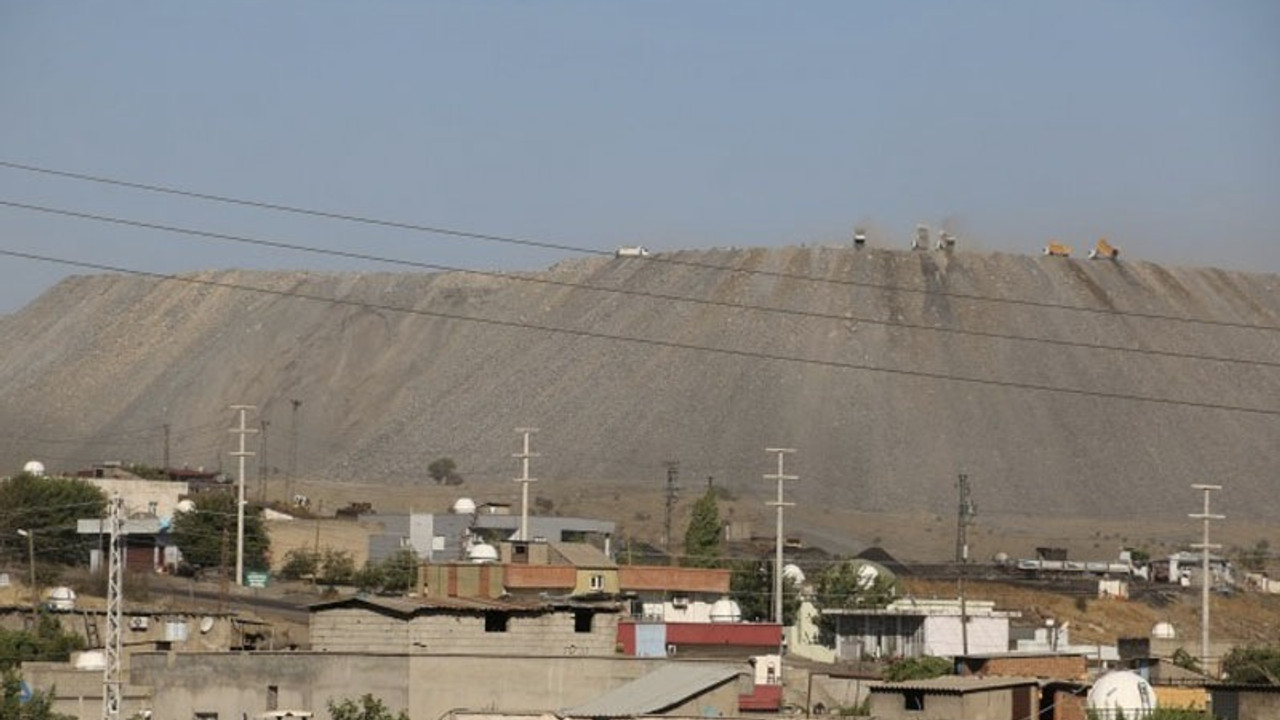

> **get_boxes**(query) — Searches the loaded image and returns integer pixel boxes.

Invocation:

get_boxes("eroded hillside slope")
[1,247,1277,524]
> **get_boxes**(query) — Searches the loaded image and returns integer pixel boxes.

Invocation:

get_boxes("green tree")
[730,559,799,624]
[1239,539,1271,573]
[1,666,73,719]
[0,613,85,671]
[319,548,356,586]
[1222,645,1280,684]
[355,548,419,595]
[682,488,721,568]
[170,490,270,575]
[0,472,107,567]
[427,458,462,485]
[280,548,319,581]
[327,694,409,720]
[815,560,897,610]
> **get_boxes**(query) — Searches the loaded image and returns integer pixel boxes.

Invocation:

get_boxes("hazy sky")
[1,1,1277,313]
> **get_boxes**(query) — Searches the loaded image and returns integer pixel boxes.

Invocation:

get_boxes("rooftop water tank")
[782,563,805,585]
[451,497,477,515]
[23,460,45,477]
[709,597,743,623]
[1087,671,1158,719]
[1151,622,1177,639]
[467,542,499,563]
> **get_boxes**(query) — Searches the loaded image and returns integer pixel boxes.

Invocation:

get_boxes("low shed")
[868,675,1040,720]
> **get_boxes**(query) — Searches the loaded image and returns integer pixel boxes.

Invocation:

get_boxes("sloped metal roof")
[871,675,1041,695]
[560,662,743,718]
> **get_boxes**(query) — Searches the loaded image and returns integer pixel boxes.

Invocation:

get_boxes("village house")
[823,598,1018,661]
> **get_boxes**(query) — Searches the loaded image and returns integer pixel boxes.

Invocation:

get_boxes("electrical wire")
[1,248,1276,418]
[2,158,1278,332]
[4,198,1279,369]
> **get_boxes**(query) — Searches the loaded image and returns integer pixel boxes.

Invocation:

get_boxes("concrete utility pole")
[288,398,302,502]
[258,419,270,503]
[103,494,124,720]
[1190,484,1224,676]
[513,428,539,541]
[230,405,258,587]
[15,529,36,617]
[162,423,171,472]
[764,448,797,627]
[663,461,680,561]
[955,473,976,655]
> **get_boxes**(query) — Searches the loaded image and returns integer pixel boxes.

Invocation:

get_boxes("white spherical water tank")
[782,563,805,585]
[23,460,46,476]
[467,542,499,563]
[1087,671,1158,719]
[709,597,743,623]
[1151,622,1177,639]
[175,499,197,514]
[451,497,477,515]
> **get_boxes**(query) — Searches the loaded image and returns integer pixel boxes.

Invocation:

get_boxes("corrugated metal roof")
[872,675,1041,695]
[560,663,743,718]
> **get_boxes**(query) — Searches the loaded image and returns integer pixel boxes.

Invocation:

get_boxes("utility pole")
[1190,484,1224,677]
[15,529,36,619]
[764,448,797,627]
[513,428,539,541]
[956,474,976,656]
[162,423,171,472]
[258,419,270,503]
[288,398,302,502]
[663,461,680,563]
[103,494,123,720]
[230,405,257,587]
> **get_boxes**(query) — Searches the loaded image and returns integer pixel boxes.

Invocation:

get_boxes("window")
[267,685,279,711]
[148,501,158,515]
[574,610,593,633]
[902,691,925,712]
[484,611,510,632]
[194,713,218,720]
[589,574,605,591]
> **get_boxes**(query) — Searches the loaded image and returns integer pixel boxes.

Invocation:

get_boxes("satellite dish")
[199,616,215,634]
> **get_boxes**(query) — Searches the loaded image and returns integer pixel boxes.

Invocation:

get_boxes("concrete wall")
[960,654,1088,681]
[310,606,618,656]
[923,616,1009,656]
[85,477,189,519]
[869,689,1021,720]
[131,652,735,720]
[22,662,152,720]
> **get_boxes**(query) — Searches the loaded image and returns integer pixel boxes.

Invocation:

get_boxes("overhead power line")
[2,247,1277,418]
[2,158,1278,332]
[3,198,1279,370]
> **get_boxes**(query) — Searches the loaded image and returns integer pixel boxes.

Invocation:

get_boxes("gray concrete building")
[129,652,752,720]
